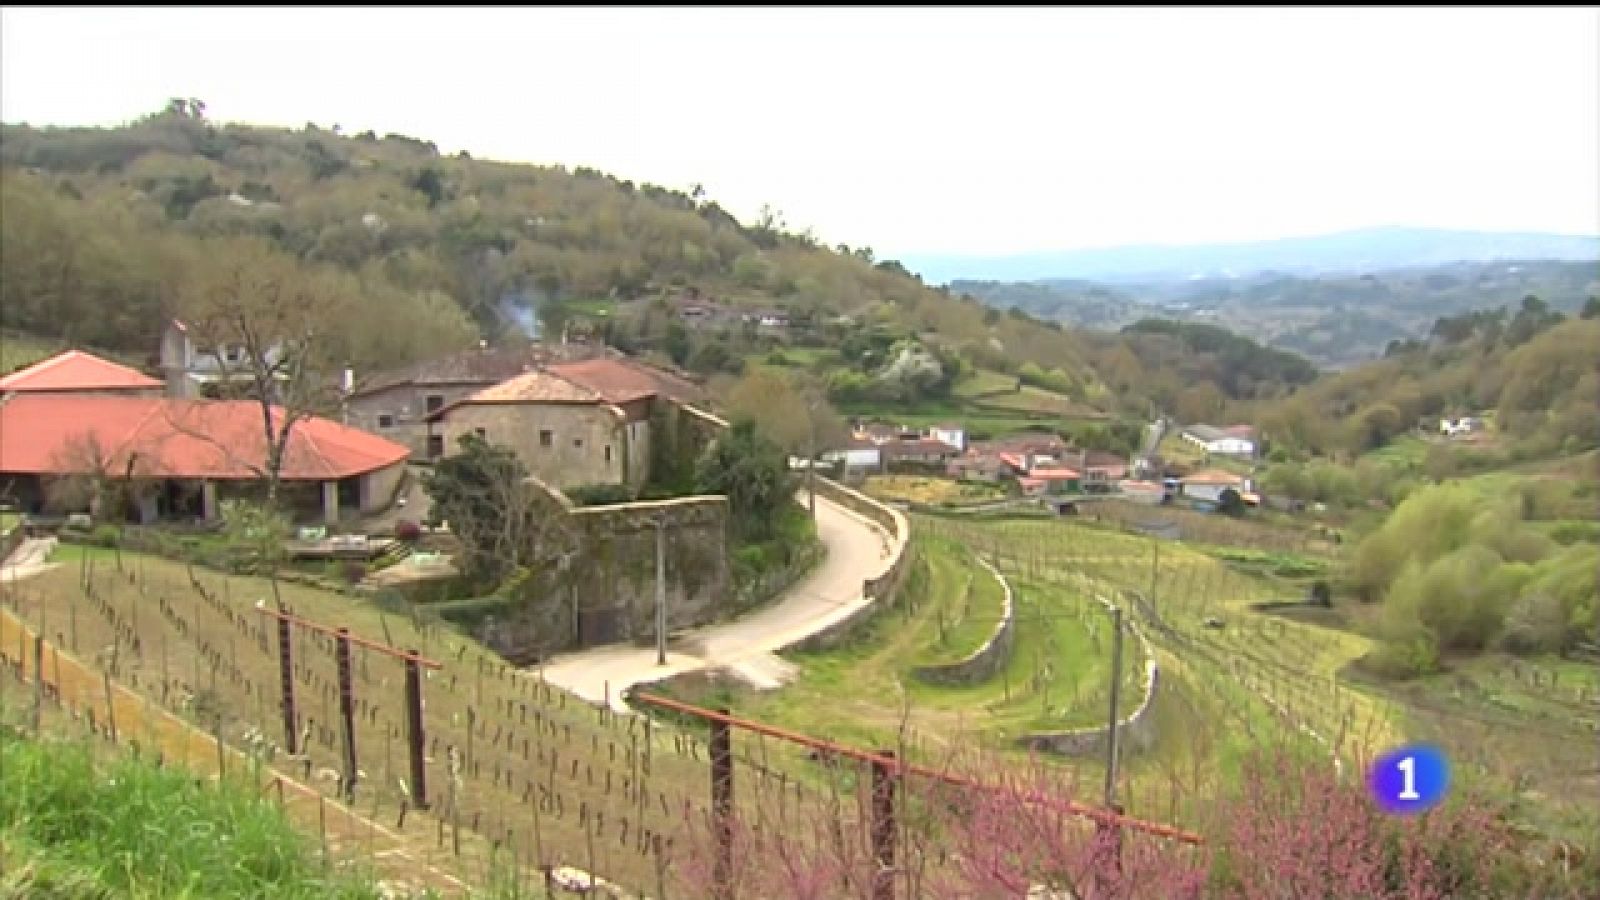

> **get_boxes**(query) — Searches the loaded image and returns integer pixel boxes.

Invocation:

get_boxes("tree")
[171,236,356,508]
[694,418,794,541]
[422,433,572,589]
[1217,487,1246,518]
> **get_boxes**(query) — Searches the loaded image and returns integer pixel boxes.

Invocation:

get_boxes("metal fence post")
[871,750,898,900]
[404,652,429,809]
[710,706,734,900]
[335,627,358,800]
[276,615,297,755]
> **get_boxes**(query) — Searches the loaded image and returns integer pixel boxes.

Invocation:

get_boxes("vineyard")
[650,533,1147,753]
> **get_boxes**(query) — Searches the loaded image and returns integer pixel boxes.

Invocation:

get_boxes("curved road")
[536,491,894,712]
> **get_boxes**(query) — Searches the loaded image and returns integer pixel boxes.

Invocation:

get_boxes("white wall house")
[824,441,883,472]
[927,424,967,454]
[1180,424,1256,458]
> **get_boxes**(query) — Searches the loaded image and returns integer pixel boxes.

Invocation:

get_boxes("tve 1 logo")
[1368,744,1451,815]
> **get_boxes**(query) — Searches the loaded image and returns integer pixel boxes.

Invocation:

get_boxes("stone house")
[345,342,603,461]
[428,356,706,494]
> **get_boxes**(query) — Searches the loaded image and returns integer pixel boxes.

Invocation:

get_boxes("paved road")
[536,491,895,712]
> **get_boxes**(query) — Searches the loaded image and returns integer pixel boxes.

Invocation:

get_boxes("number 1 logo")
[1369,744,1449,815]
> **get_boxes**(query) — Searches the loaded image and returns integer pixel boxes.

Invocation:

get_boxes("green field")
[0,330,65,373]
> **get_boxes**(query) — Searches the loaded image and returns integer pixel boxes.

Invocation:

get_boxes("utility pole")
[654,517,667,666]
[1149,537,1160,609]
[1103,603,1125,808]
[807,415,817,521]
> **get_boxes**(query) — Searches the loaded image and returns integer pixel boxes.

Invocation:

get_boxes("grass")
[0,512,21,534]
[0,329,145,375]
[0,705,384,899]
[0,330,66,373]
[951,368,1016,398]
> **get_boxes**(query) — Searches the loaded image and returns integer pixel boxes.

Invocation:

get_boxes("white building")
[927,423,967,454]
[1180,424,1256,458]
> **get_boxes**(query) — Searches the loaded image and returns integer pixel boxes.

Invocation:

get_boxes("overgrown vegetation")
[1347,482,1598,677]
[0,712,382,899]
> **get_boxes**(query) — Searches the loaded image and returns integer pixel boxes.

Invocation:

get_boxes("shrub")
[564,483,635,507]
[90,524,122,547]
[394,519,422,542]
[340,560,367,584]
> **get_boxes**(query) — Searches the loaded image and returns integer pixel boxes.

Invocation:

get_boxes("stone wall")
[910,556,1016,686]
[1016,615,1161,757]
[474,487,733,664]
[774,475,911,654]
[811,475,910,602]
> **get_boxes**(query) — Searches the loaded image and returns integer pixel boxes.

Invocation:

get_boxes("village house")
[881,437,961,470]
[824,438,884,475]
[1179,423,1257,458]
[927,423,968,454]
[1178,469,1254,507]
[427,356,705,494]
[945,451,1008,483]
[158,318,288,400]
[0,395,407,524]
[345,342,603,460]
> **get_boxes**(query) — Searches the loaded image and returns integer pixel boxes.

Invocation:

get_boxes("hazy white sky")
[3,7,1597,258]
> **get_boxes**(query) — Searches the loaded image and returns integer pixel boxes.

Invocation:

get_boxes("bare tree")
[170,236,356,507]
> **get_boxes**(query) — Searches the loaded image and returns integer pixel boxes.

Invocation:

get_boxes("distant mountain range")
[952,258,1600,370]
[903,227,1600,285]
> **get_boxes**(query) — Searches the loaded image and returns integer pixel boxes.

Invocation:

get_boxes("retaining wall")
[1017,598,1161,757]
[910,556,1016,686]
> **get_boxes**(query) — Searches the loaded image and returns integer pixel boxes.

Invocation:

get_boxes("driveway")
[535,491,894,712]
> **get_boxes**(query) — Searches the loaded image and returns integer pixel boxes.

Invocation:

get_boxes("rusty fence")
[629,690,1204,900]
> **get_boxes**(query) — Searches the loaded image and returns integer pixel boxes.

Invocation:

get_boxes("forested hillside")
[0,102,1122,407]
[1253,299,1600,462]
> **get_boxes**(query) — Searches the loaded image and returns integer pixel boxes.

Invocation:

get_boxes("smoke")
[498,290,542,339]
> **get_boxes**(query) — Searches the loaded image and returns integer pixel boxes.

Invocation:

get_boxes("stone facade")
[436,402,639,492]
[347,383,487,460]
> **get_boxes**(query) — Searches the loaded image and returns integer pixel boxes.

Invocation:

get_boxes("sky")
[3,7,1597,260]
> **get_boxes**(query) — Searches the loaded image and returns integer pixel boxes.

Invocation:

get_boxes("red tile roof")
[0,350,163,393]
[547,357,704,405]
[1183,468,1245,485]
[1029,467,1081,480]
[460,370,602,405]
[0,395,407,481]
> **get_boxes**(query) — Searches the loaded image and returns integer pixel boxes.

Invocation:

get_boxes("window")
[539,430,553,448]
[425,394,445,414]
[573,438,584,449]
[377,414,395,429]
[222,343,243,364]
[604,444,612,463]
[474,427,487,439]
[427,434,445,458]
